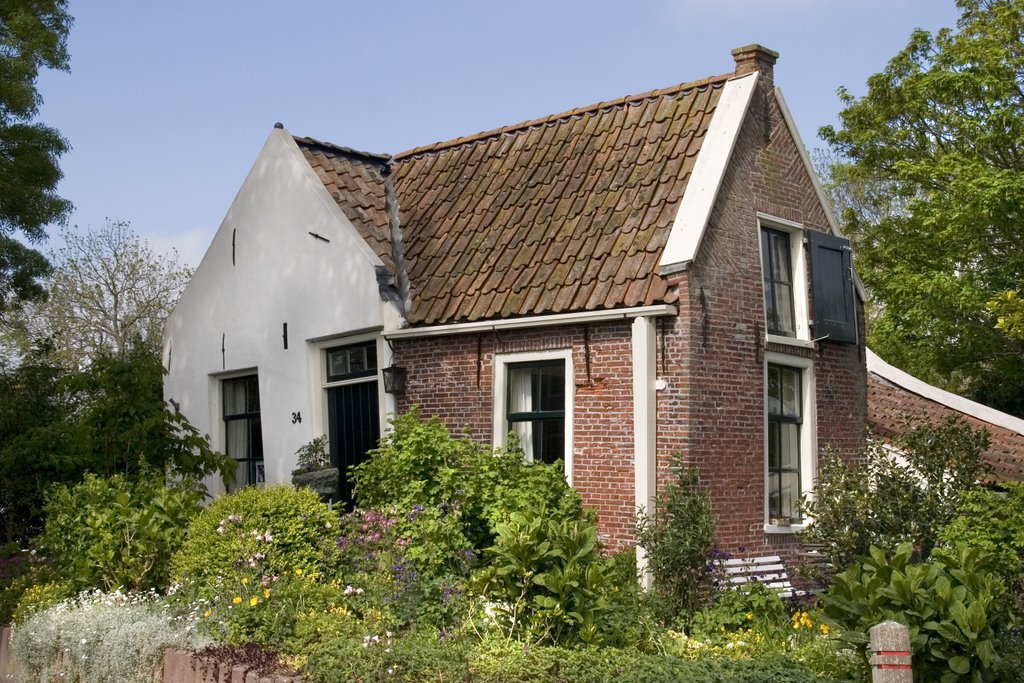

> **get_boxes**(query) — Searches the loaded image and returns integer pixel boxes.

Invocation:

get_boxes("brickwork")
[659,67,866,558]
[393,322,640,550]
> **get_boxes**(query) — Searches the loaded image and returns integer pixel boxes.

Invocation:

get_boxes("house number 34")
[291,412,302,424]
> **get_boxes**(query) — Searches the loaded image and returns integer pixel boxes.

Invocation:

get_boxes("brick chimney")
[731,44,779,83]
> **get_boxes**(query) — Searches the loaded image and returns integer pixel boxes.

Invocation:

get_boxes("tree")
[820,0,1024,417]
[7,220,191,369]
[0,344,234,543]
[0,0,73,313]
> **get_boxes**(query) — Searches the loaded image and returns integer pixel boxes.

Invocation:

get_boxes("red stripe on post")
[876,650,911,656]
[878,664,913,670]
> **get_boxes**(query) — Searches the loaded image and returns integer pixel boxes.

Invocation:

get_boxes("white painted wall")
[163,128,395,495]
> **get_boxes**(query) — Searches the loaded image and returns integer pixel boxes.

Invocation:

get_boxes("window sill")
[763,523,806,535]
[765,334,815,350]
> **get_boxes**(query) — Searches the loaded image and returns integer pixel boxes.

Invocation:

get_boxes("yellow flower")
[249,597,259,607]
[241,578,249,585]
[820,624,830,635]
[746,612,753,620]
[295,568,303,576]
[203,609,212,619]
[264,589,271,599]
[232,596,242,605]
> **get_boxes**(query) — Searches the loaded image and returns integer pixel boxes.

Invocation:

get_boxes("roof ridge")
[392,71,735,162]
[292,134,392,163]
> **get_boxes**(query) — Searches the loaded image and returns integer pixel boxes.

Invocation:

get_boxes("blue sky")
[36,1,961,268]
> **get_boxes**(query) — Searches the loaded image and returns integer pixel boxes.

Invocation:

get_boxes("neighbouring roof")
[867,349,1024,484]
[295,71,736,325]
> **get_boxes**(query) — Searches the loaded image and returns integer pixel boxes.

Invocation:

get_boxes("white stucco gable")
[164,127,398,494]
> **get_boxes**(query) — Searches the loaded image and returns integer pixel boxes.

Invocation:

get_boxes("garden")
[1,409,1023,682]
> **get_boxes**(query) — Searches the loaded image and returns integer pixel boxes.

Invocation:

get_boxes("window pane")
[767,421,780,469]
[769,472,800,519]
[773,282,795,335]
[779,423,800,469]
[507,361,566,466]
[782,368,801,418]
[770,232,792,284]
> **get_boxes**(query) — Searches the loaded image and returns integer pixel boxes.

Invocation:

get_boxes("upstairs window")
[223,375,263,490]
[761,227,797,337]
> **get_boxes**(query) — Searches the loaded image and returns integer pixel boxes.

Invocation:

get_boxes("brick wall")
[393,322,639,550]
[661,69,866,558]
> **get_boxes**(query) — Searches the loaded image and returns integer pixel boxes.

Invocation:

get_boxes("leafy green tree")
[0,345,233,543]
[0,0,73,312]
[4,220,192,369]
[820,0,1024,416]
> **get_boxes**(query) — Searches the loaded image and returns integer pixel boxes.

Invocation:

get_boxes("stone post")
[869,621,913,682]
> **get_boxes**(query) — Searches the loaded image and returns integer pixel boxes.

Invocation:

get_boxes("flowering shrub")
[690,582,788,643]
[171,484,340,588]
[13,589,209,683]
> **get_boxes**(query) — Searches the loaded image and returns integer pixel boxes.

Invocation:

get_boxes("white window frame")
[492,349,574,484]
[757,213,812,348]
[763,351,816,533]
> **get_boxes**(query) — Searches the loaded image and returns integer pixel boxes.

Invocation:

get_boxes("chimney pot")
[731,44,779,82]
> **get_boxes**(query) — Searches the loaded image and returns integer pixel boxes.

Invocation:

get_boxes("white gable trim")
[867,348,1024,436]
[773,88,866,301]
[276,128,385,268]
[659,72,758,273]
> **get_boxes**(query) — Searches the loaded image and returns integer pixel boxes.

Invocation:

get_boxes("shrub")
[690,581,788,643]
[472,510,640,647]
[351,408,583,556]
[305,631,471,683]
[171,484,339,589]
[800,417,989,569]
[36,473,201,591]
[308,634,830,683]
[938,482,1024,617]
[13,589,209,683]
[635,454,716,627]
[821,542,1003,681]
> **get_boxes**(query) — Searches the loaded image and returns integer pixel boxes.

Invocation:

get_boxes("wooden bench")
[719,555,804,598]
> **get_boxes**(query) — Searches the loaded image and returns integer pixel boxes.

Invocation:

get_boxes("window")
[761,227,797,337]
[223,375,264,490]
[766,364,801,522]
[326,342,377,382]
[764,352,816,529]
[493,350,574,479]
[507,360,565,465]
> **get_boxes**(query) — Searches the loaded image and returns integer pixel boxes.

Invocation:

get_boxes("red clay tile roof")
[296,72,733,325]
[294,137,394,272]
[868,370,1024,485]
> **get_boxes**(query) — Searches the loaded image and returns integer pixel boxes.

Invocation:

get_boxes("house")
[867,349,1024,484]
[163,44,867,557]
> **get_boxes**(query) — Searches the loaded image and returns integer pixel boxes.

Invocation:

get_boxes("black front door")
[327,381,380,508]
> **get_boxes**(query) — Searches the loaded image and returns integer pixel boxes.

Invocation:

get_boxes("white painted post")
[632,315,657,588]
[869,621,913,682]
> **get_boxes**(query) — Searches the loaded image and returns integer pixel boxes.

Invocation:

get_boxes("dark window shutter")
[808,230,857,344]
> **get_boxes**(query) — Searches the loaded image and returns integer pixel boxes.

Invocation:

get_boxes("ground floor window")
[223,374,263,490]
[492,350,573,481]
[507,360,566,465]
[766,363,802,522]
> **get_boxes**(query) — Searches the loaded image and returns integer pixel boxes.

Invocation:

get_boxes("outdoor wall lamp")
[382,365,407,394]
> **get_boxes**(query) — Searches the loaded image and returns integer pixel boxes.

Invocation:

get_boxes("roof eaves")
[867,348,1024,436]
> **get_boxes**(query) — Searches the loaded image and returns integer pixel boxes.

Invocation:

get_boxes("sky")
[35,1,962,269]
